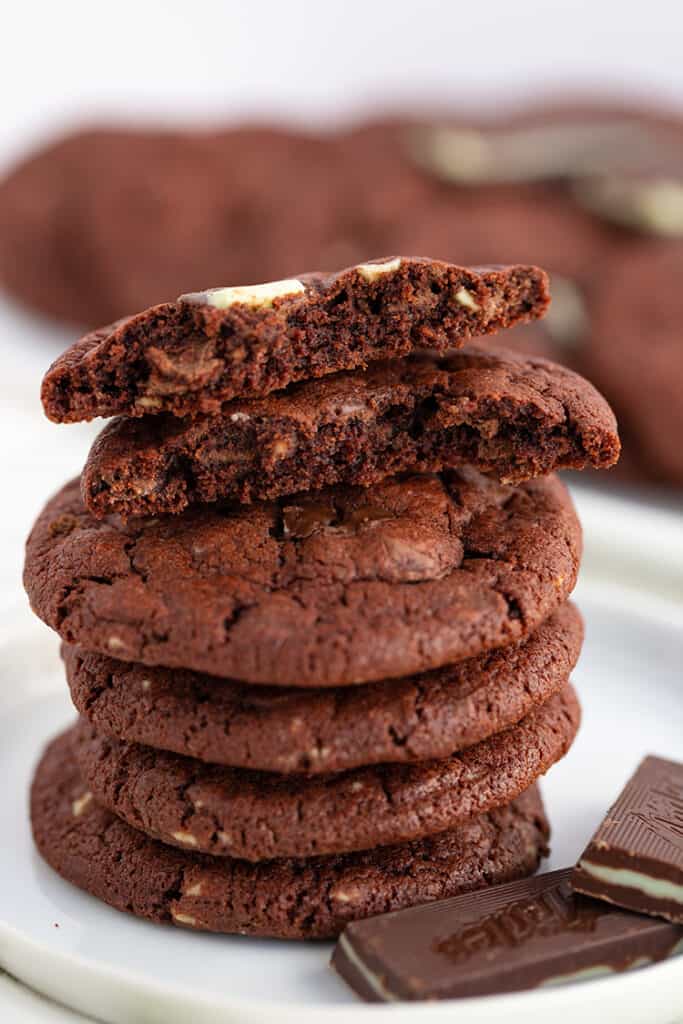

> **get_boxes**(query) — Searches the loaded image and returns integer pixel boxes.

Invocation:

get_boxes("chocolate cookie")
[73,684,579,861]
[31,729,550,939]
[40,257,550,423]
[64,603,582,774]
[80,128,342,326]
[81,345,619,519]
[24,470,581,687]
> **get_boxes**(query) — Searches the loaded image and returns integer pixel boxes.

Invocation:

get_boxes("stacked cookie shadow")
[26,257,619,939]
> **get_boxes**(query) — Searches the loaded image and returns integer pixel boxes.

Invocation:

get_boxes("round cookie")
[32,730,549,940]
[73,684,579,861]
[79,128,341,325]
[24,470,581,687]
[0,131,93,325]
[64,603,583,774]
[401,101,683,285]
[315,119,436,271]
[399,185,607,287]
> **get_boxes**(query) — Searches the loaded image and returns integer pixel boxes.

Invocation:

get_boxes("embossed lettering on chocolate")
[572,755,683,923]
[331,868,683,1000]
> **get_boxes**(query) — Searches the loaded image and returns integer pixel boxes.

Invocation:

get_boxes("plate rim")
[2,488,683,1023]
[2,898,682,1023]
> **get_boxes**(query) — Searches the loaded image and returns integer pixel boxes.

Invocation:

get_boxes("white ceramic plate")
[1,488,682,1024]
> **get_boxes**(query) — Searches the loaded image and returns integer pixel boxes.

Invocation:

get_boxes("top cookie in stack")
[41,256,550,421]
[26,256,619,939]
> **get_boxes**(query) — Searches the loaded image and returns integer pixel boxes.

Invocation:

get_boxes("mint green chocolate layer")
[572,755,683,924]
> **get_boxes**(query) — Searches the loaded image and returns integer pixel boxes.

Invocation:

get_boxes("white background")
[1,5,683,1020]
[3,0,683,164]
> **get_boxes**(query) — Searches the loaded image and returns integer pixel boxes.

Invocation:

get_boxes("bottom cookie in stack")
[32,731,551,940]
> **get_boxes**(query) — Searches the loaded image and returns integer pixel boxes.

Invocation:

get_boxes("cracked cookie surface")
[64,603,582,774]
[72,684,579,861]
[31,729,549,939]
[24,469,581,686]
[81,344,619,519]
[40,257,549,422]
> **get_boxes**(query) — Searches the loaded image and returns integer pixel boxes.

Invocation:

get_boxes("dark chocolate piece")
[409,119,675,186]
[572,755,683,923]
[573,175,683,236]
[331,867,683,1001]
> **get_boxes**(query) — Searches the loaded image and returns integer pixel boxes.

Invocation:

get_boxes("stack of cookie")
[25,257,619,939]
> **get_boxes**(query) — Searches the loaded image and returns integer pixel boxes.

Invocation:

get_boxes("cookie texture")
[32,729,550,939]
[40,257,550,423]
[64,603,582,774]
[81,345,619,519]
[24,470,581,687]
[73,684,579,861]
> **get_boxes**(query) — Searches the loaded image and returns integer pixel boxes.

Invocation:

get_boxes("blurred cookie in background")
[0,102,678,324]
[1,101,682,488]
[407,102,683,489]
[0,126,343,325]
